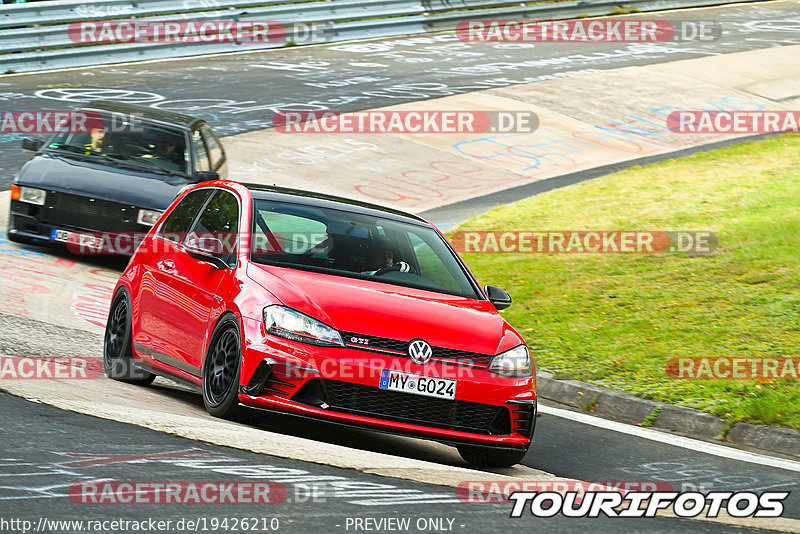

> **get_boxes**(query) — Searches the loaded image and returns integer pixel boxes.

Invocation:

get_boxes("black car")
[7,100,227,251]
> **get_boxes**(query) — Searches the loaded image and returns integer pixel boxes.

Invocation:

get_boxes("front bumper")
[238,319,537,449]
[9,197,151,252]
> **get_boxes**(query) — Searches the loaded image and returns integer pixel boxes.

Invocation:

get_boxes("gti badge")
[408,339,432,365]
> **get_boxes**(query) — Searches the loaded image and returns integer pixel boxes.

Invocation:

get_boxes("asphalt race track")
[2,1,800,533]
[3,392,775,533]
[2,1,800,188]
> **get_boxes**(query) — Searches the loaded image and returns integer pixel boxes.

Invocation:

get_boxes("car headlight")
[13,185,46,206]
[489,345,532,377]
[263,305,343,347]
[137,208,163,226]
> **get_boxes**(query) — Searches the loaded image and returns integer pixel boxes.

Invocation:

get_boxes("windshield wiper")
[140,165,188,179]
[47,144,98,156]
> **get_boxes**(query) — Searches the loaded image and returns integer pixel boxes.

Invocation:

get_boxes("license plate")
[379,369,456,400]
[51,229,72,242]
[50,229,102,250]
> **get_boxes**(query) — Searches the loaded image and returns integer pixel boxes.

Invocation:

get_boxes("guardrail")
[0,0,771,74]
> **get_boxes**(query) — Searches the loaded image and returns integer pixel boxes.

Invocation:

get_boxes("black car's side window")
[192,130,210,172]
[159,189,213,242]
[187,190,239,265]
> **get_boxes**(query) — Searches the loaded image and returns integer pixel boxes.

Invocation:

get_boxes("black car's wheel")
[202,315,242,419]
[103,289,155,385]
[457,444,529,468]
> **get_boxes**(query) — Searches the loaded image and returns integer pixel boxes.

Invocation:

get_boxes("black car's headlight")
[12,185,46,206]
[137,209,163,226]
[489,345,532,377]
[263,305,343,347]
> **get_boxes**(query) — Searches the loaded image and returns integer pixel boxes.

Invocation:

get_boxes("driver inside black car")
[146,135,187,173]
[84,127,108,155]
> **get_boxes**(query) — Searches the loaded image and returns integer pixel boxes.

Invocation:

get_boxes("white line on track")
[539,403,800,473]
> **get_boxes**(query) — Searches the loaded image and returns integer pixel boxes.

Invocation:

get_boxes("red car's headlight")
[263,305,344,347]
[489,345,532,377]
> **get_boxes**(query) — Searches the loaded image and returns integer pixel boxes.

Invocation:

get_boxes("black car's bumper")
[8,193,153,251]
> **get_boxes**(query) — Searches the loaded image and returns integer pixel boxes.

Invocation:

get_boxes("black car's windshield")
[250,200,480,299]
[45,116,189,176]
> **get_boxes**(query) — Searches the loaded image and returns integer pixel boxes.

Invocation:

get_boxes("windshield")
[45,115,189,176]
[250,200,480,299]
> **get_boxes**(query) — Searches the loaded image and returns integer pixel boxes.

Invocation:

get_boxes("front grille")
[41,191,142,232]
[340,331,494,369]
[302,379,510,435]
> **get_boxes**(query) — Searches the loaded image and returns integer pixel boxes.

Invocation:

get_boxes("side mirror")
[22,138,44,151]
[195,170,219,182]
[485,285,512,311]
[185,234,229,269]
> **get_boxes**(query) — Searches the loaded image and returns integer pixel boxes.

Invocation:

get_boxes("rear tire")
[457,444,529,468]
[103,289,156,385]
[202,315,242,419]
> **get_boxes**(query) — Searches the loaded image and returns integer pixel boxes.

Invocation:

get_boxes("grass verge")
[455,135,800,429]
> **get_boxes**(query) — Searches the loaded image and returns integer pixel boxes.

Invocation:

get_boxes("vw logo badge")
[408,339,432,365]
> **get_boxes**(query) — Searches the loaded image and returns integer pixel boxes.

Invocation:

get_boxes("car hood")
[247,263,522,355]
[17,154,192,210]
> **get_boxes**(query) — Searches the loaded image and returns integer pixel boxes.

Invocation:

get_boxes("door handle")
[158,259,176,271]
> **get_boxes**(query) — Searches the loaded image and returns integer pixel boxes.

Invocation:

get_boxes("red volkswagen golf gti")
[104,181,536,466]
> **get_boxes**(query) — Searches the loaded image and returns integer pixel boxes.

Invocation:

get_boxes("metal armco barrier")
[0,0,771,73]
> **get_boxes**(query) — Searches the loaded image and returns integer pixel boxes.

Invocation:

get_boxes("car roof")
[80,100,204,129]
[242,183,430,226]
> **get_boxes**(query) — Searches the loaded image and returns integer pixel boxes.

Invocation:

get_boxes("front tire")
[457,444,529,468]
[103,289,155,385]
[202,315,242,419]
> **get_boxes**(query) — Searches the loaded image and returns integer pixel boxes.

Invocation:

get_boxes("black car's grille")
[303,379,510,435]
[340,331,494,369]
[41,191,142,232]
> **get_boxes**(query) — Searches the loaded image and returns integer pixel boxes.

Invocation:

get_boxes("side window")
[192,130,210,172]
[200,125,224,169]
[159,189,213,242]
[257,211,328,254]
[188,190,239,265]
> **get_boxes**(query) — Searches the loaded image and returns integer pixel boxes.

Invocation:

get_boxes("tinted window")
[193,130,210,172]
[259,211,328,254]
[188,190,239,265]
[47,115,189,176]
[250,200,479,298]
[159,189,213,240]
[200,125,224,169]
[408,232,462,294]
